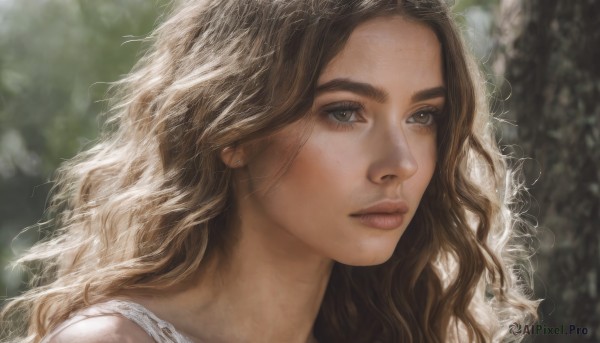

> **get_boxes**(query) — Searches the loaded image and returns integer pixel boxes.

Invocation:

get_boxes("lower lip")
[350,213,404,230]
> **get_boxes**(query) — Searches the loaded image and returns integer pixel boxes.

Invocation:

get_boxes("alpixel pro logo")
[509,322,590,336]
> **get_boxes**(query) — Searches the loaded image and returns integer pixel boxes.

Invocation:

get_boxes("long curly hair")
[1,0,539,342]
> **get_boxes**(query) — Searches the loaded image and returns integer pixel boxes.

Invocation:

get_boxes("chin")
[332,231,404,266]
[335,248,396,267]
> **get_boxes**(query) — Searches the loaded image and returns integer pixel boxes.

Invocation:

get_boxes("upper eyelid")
[413,105,443,113]
[319,100,443,116]
[409,107,442,118]
[321,100,364,110]
[409,104,444,116]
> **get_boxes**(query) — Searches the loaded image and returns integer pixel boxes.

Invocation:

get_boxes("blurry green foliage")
[0,0,170,300]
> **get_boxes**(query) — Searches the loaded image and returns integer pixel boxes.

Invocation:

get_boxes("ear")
[220,145,246,168]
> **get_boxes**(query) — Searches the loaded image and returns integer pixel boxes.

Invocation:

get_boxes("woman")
[1,0,539,342]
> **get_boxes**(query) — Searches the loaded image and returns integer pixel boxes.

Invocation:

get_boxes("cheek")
[264,119,353,184]
[411,137,437,198]
[244,133,302,193]
[247,129,356,234]
[265,135,347,201]
[421,139,437,177]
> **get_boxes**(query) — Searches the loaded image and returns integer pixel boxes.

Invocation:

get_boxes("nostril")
[381,174,397,181]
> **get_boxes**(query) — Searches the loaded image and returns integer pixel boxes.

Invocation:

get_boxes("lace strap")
[41,299,194,343]
[91,299,193,343]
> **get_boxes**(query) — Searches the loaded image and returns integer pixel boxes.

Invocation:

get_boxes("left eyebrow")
[315,78,446,103]
[411,86,446,102]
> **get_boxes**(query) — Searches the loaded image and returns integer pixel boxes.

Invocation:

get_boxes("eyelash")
[322,101,363,131]
[322,101,442,131]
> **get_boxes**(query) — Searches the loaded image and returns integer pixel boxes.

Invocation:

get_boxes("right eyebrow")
[315,78,388,103]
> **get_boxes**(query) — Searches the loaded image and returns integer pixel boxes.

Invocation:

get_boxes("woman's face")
[234,16,444,266]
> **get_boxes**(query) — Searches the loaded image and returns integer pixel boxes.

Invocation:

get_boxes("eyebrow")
[315,78,446,103]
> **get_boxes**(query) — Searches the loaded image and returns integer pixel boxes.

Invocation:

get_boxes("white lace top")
[41,299,194,343]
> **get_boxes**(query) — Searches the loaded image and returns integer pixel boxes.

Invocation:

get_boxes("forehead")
[317,15,443,88]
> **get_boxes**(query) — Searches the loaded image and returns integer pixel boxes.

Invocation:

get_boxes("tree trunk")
[494,0,600,341]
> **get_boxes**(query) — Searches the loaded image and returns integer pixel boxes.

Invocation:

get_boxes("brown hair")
[1,0,538,342]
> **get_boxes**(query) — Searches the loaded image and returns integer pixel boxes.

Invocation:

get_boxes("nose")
[367,126,418,184]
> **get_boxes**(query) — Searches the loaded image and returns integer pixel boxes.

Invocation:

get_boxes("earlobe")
[220,146,246,168]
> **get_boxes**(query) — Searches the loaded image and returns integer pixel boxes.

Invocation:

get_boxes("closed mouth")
[350,212,405,230]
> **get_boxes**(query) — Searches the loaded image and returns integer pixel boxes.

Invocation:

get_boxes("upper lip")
[350,200,409,216]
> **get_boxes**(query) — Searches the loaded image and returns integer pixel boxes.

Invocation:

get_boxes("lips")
[350,200,409,230]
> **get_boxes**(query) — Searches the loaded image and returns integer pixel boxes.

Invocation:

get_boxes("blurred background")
[0,0,598,341]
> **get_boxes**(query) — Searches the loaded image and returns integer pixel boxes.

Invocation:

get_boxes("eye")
[407,108,441,126]
[321,101,364,130]
[330,108,358,122]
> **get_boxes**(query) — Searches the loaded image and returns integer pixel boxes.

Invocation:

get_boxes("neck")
[135,222,334,343]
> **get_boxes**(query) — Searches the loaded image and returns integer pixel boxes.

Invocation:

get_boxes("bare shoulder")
[46,314,155,343]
